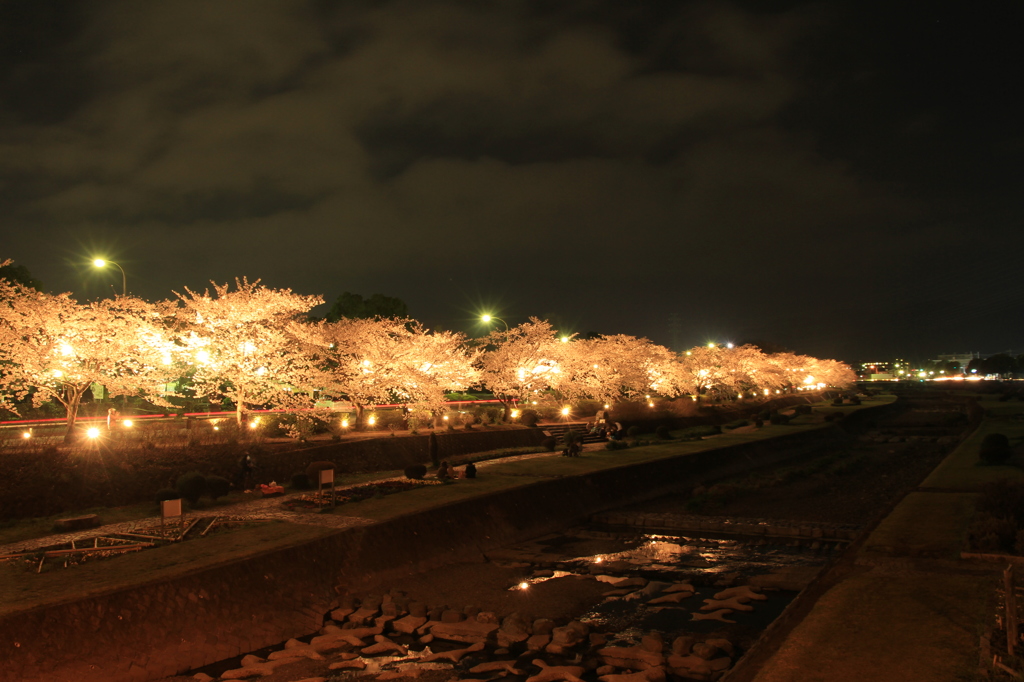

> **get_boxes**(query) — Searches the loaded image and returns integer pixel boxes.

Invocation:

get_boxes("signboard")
[161,498,182,520]
[319,469,334,485]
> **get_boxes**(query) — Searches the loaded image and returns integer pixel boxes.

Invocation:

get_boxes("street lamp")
[481,314,508,331]
[92,258,126,296]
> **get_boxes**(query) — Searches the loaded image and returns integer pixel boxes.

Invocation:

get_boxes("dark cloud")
[1,0,1021,362]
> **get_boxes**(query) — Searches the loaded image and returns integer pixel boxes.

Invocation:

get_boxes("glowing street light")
[480,314,508,331]
[560,336,570,343]
[92,258,126,296]
[86,427,101,439]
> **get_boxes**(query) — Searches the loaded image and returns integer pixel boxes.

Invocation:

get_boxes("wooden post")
[1006,564,1018,656]
[319,468,335,509]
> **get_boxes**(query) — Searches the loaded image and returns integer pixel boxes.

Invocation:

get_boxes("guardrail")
[0,399,506,430]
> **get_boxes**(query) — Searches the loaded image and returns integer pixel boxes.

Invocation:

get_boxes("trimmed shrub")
[305,461,336,482]
[723,419,749,430]
[563,430,582,445]
[155,488,180,503]
[520,409,539,427]
[832,397,844,406]
[769,412,791,425]
[980,433,1013,464]
[404,464,427,480]
[206,475,231,501]
[605,439,629,451]
[176,471,207,506]
[795,405,812,415]
[754,418,764,428]
[291,472,312,490]
[541,437,557,452]
[655,425,672,439]
[626,426,641,439]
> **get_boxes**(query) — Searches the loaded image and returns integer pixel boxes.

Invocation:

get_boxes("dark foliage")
[175,471,207,506]
[291,472,312,490]
[655,425,672,439]
[520,409,539,427]
[155,488,180,503]
[404,464,427,480]
[205,475,231,500]
[305,461,336,482]
[541,437,557,452]
[979,432,1013,464]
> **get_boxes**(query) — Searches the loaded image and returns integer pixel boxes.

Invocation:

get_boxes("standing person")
[107,407,119,431]
[238,453,256,492]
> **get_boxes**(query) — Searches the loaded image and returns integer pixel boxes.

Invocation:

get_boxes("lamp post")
[481,314,508,332]
[92,259,126,296]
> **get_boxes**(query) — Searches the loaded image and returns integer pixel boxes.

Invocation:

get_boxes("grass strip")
[0,521,332,617]
[753,570,994,682]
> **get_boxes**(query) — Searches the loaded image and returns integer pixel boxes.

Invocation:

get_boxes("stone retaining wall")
[0,413,889,682]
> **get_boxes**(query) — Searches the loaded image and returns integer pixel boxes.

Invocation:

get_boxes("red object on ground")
[259,484,285,497]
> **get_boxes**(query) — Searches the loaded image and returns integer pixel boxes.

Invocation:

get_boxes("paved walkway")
[0,444,603,557]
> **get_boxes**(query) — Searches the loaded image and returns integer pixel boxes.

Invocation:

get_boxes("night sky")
[2,1,1021,363]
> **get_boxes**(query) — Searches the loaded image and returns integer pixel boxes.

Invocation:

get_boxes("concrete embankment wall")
[0,411,889,682]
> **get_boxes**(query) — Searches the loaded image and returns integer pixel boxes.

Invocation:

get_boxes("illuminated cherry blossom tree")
[477,318,565,419]
[557,334,676,406]
[0,274,177,439]
[170,278,323,425]
[295,317,478,428]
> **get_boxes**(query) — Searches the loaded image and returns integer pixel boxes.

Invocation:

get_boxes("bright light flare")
[22,431,30,439]
[510,409,520,419]
[367,415,377,426]
[122,419,133,428]
[481,314,493,323]
[86,427,100,439]
[560,336,570,343]
[518,582,529,590]
[92,259,107,268]
[196,350,210,363]
[561,406,570,416]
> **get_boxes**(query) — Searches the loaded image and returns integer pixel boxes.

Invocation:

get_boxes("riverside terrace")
[2,391,1000,682]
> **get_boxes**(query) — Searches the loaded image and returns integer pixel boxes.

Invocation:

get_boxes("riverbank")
[0,398,895,682]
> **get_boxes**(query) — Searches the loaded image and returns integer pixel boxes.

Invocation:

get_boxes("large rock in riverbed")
[430,618,498,643]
